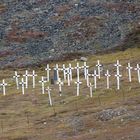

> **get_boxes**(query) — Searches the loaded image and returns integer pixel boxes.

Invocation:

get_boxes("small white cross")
[134,64,140,83]
[75,63,82,81]
[105,70,111,89]
[126,63,133,82]
[54,64,60,81]
[0,79,8,96]
[19,78,26,95]
[46,86,53,106]
[114,60,122,74]
[39,76,47,94]
[86,69,91,87]
[61,64,67,81]
[30,70,37,88]
[69,63,74,81]
[45,64,51,82]
[115,73,122,90]
[65,68,71,86]
[96,60,102,79]
[92,70,98,89]
[23,70,30,89]
[57,78,63,96]
[89,83,93,97]
[82,62,89,79]
[75,80,82,96]
[13,71,20,89]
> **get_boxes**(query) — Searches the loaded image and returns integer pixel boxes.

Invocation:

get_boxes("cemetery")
[0,48,140,140]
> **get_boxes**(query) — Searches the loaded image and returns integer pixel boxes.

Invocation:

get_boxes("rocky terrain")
[0,0,140,68]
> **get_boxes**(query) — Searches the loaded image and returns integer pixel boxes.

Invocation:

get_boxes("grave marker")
[126,63,133,82]
[105,70,111,89]
[75,81,82,96]
[19,78,26,95]
[13,71,20,89]
[0,80,8,96]
[39,76,47,94]
[45,64,51,82]
[96,60,102,79]
[134,64,140,83]
[46,86,53,106]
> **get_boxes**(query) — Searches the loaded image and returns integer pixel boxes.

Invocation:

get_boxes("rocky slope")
[0,0,140,68]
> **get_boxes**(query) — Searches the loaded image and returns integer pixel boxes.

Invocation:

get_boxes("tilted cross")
[0,79,8,96]
[46,86,53,106]
[134,64,140,83]
[96,60,102,79]
[105,70,111,89]
[126,63,133,82]
[57,78,63,96]
[39,76,47,94]
[75,80,82,96]
[45,64,51,82]
[13,71,20,89]
[19,78,26,95]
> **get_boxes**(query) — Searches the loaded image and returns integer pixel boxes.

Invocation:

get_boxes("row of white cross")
[0,60,140,106]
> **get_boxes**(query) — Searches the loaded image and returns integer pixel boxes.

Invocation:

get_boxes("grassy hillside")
[0,48,140,140]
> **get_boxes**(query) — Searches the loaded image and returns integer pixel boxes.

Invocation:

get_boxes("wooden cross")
[13,71,20,89]
[46,86,53,106]
[19,78,26,95]
[115,73,122,90]
[134,64,140,83]
[75,63,82,81]
[0,79,8,96]
[30,70,37,88]
[89,83,93,97]
[57,78,63,96]
[126,63,133,82]
[45,64,51,82]
[114,60,122,74]
[92,70,98,89]
[65,68,71,86]
[23,70,30,89]
[105,70,111,89]
[39,76,47,94]
[96,60,102,79]
[82,62,89,79]
[75,80,82,96]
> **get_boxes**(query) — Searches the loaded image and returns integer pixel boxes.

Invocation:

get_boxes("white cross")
[96,60,102,79]
[39,76,47,94]
[13,71,20,89]
[105,70,111,89]
[75,80,82,96]
[61,64,67,81]
[92,70,98,89]
[19,78,26,95]
[45,64,51,82]
[0,79,8,96]
[57,78,63,96]
[65,68,71,86]
[23,70,30,89]
[82,62,89,79]
[115,73,122,90]
[46,86,53,106]
[126,63,133,82]
[134,64,140,83]
[69,63,74,81]
[75,63,82,81]
[30,70,37,88]
[89,83,93,97]
[54,64,60,81]
[114,60,122,74]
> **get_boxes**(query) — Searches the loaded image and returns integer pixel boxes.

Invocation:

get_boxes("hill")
[0,0,140,68]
